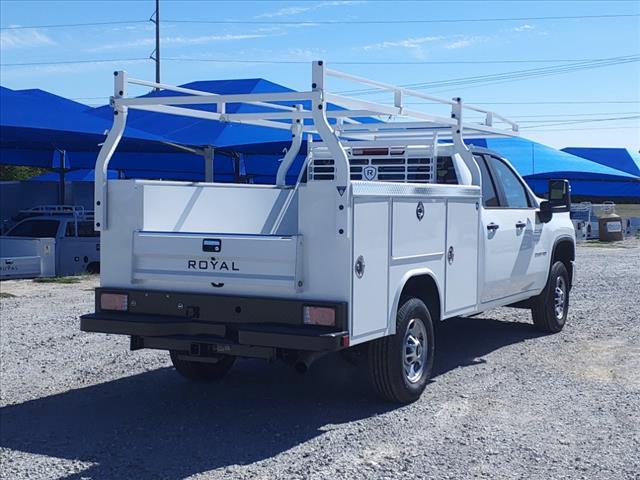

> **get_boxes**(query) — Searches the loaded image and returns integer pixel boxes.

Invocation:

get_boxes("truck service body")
[81,62,575,402]
[1,206,100,279]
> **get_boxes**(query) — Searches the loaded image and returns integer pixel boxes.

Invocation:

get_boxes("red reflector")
[341,335,350,347]
[100,293,128,311]
[303,306,336,326]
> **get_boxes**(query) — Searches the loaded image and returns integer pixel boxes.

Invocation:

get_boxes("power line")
[350,55,640,92]
[157,13,640,25]
[2,13,638,30]
[0,58,148,67]
[6,56,638,68]
[338,55,640,95]
[467,112,640,122]
[524,125,640,132]
[520,115,640,129]
[405,101,640,105]
[162,57,633,65]
[0,20,148,30]
[68,97,640,105]
[444,112,640,118]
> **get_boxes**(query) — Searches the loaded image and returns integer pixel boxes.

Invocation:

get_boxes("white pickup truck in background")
[1,206,100,279]
[81,62,575,403]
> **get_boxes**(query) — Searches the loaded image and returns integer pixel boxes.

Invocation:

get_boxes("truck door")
[58,220,100,275]
[445,199,479,315]
[477,154,538,303]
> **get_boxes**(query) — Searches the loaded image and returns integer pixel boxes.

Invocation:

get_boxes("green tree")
[0,166,48,181]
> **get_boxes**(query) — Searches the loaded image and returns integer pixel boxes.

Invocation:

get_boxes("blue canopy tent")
[0,86,220,208]
[3,78,378,184]
[467,137,640,199]
[0,86,176,163]
[88,77,378,184]
[29,168,119,182]
[561,147,640,177]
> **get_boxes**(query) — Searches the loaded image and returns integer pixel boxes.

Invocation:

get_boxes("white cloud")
[255,1,365,19]
[361,34,486,52]
[443,36,486,49]
[510,24,535,32]
[87,33,272,52]
[362,36,443,51]
[0,28,56,50]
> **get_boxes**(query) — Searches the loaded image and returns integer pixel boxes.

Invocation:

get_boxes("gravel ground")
[1,239,639,479]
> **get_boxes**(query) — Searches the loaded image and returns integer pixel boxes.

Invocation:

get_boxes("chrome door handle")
[487,223,499,231]
[515,221,526,229]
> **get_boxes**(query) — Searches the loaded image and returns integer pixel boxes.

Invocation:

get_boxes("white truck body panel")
[98,150,573,346]
[445,199,479,315]
[0,237,56,279]
[351,198,389,340]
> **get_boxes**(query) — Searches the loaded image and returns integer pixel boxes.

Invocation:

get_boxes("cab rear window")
[436,156,458,185]
[6,219,60,238]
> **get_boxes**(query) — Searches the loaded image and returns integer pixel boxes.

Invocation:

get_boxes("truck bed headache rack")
[94,60,518,230]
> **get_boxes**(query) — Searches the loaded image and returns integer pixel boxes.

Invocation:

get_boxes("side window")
[474,155,499,207]
[77,221,99,237]
[65,222,76,237]
[488,156,529,208]
[6,220,60,238]
[436,156,458,185]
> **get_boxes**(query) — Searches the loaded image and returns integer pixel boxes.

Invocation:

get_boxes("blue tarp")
[0,86,176,168]
[1,80,318,180]
[3,81,638,197]
[89,78,377,152]
[89,79,294,150]
[29,168,119,182]
[561,147,640,177]
[467,137,640,198]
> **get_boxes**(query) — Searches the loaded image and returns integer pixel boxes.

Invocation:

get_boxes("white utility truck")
[1,206,100,279]
[81,62,575,403]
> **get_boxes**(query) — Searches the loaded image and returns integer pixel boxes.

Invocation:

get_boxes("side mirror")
[539,200,553,223]
[548,179,571,212]
[538,179,571,223]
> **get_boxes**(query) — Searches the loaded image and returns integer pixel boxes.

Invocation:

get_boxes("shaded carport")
[467,137,640,199]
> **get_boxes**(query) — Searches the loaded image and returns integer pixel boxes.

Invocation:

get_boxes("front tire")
[169,351,235,381]
[368,297,435,403]
[531,261,570,333]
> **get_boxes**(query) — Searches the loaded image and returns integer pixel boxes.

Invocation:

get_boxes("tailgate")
[1,256,41,279]
[0,237,56,279]
[132,231,302,290]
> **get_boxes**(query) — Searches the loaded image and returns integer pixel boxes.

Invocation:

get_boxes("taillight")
[100,292,128,311]
[303,306,336,327]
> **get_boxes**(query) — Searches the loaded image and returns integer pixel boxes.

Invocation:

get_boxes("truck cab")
[81,62,575,403]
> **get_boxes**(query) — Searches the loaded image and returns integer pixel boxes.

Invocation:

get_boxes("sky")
[1,0,639,150]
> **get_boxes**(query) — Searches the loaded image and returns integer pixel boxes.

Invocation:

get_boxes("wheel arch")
[551,235,575,289]
[391,269,442,332]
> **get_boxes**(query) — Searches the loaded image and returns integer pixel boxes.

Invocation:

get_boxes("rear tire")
[531,261,570,333]
[368,297,434,403]
[85,262,100,274]
[169,351,235,381]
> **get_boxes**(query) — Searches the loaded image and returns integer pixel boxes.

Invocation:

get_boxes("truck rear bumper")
[80,288,349,353]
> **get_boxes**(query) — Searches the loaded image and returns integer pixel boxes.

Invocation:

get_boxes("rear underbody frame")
[81,287,349,357]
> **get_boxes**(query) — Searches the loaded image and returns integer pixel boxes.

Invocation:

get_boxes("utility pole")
[150,0,160,88]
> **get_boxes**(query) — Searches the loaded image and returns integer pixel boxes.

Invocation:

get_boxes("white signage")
[606,222,622,233]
